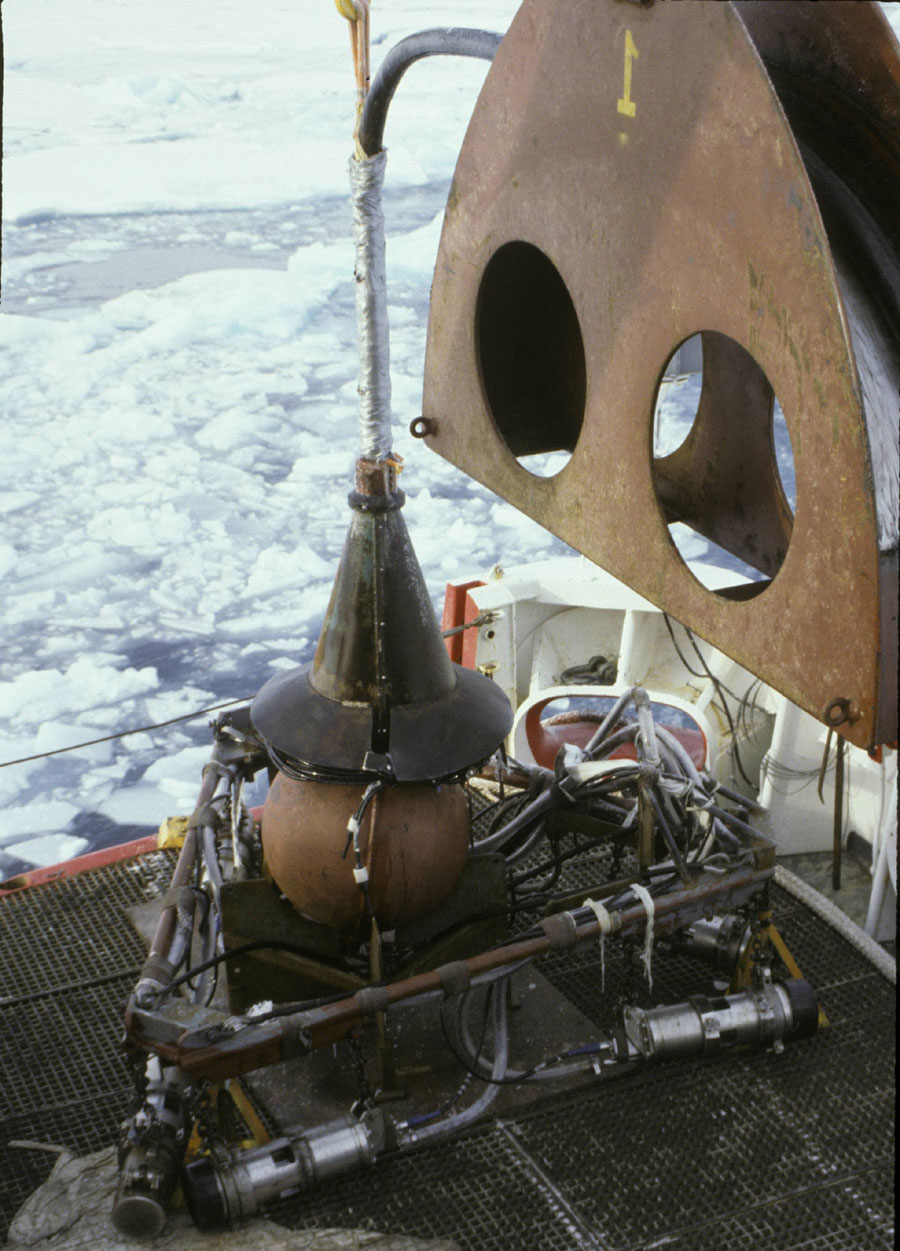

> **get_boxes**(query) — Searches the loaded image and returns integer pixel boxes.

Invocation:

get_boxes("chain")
[127,1053,150,1116]
[121,1055,165,1158]
[348,1032,375,1116]
[190,1079,228,1155]
[121,1054,154,1154]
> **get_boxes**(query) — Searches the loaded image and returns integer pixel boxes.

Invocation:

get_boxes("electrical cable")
[409,983,509,1141]
[439,982,605,1087]
[156,941,370,1001]
[681,625,757,790]
[0,698,256,770]
[663,613,762,790]
[662,612,707,679]
[357,28,502,156]
[181,887,212,992]
[405,985,493,1128]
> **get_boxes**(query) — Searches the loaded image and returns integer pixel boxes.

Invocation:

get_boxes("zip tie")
[353,865,370,885]
[583,897,616,992]
[684,787,714,813]
[630,883,656,991]
[701,856,729,876]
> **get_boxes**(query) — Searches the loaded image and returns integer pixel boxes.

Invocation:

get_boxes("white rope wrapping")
[350,150,392,459]
[584,897,615,992]
[630,883,656,990]
[583,897,614,935]
[774,864,896,985]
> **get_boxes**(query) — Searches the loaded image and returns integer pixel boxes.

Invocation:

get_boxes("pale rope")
[583,897,615,992]
[774,864,896,985]
[630,883,656,991]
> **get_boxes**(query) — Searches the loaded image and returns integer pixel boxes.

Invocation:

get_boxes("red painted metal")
[441,578,485,663]
[460,591,482,671]
[0,834,160,895]
[524,699,707,771]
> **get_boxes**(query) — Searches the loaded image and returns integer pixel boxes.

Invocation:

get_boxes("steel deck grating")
[649,1164,896,1251]
[0,852,175,999]
[0,976,136,1121]
[2,1092,131,1239]
[270,1122,587,1250]
[0,849,895,1248]
[506,1033,895,1248]
[0,853,178,1244]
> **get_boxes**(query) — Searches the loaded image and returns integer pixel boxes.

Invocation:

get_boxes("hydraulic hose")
[411,983,509,1142]
[654,724,704,787]
[471,786,557,855]
[357,28,503,156]
[455,990,591,1084]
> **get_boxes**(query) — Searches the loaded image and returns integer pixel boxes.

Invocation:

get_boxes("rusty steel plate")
[421,0,899,750]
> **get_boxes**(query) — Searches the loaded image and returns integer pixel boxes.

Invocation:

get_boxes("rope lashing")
[629,883,656,991]
[583,897,616,992]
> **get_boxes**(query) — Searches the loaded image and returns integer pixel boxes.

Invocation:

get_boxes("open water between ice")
[1,0,893,878]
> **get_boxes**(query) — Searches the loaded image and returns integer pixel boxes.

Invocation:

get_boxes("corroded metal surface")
[251,460,512,781]
[1,852,893,1248]
[422,0,899,749]
[261,777,469,936]
[129,862,775,1081]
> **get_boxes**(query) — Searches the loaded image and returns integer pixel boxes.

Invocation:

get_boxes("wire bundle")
[472,686,763,905]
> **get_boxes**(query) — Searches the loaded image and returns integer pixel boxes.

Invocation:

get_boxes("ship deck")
[1,845,895,1250]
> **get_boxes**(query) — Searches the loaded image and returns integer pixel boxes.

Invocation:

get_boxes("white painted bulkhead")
[458,557,897,941]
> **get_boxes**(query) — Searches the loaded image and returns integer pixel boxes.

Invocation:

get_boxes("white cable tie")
[620,805,638,830]
[353,865,369,885]
[347,815,360,835]
[584,897,615,993]
[630,883,656,991]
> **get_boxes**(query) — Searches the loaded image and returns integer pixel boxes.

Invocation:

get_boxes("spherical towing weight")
[261,776,469,937]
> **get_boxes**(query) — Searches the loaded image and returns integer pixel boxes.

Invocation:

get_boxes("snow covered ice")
[2,1,898,878]
[0,0,534,876]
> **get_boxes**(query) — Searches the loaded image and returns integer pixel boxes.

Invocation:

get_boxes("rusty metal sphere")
[261,775,469,938]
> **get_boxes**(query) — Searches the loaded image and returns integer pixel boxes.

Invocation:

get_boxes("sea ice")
[0,801,82,842]
[1,0,892,873]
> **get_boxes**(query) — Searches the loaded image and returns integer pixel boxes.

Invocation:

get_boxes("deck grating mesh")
[0,854,894,1248]
[0,853,177,1243]
[270,1122,588,1251]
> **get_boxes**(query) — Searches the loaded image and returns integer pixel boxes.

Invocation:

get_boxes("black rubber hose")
[358,28,503,156]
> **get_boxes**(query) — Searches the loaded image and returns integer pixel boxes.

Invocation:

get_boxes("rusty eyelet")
[821,697,860,728]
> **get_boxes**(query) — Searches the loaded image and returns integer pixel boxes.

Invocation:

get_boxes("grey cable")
[412,984,509,1141]
[358,28,502,156]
